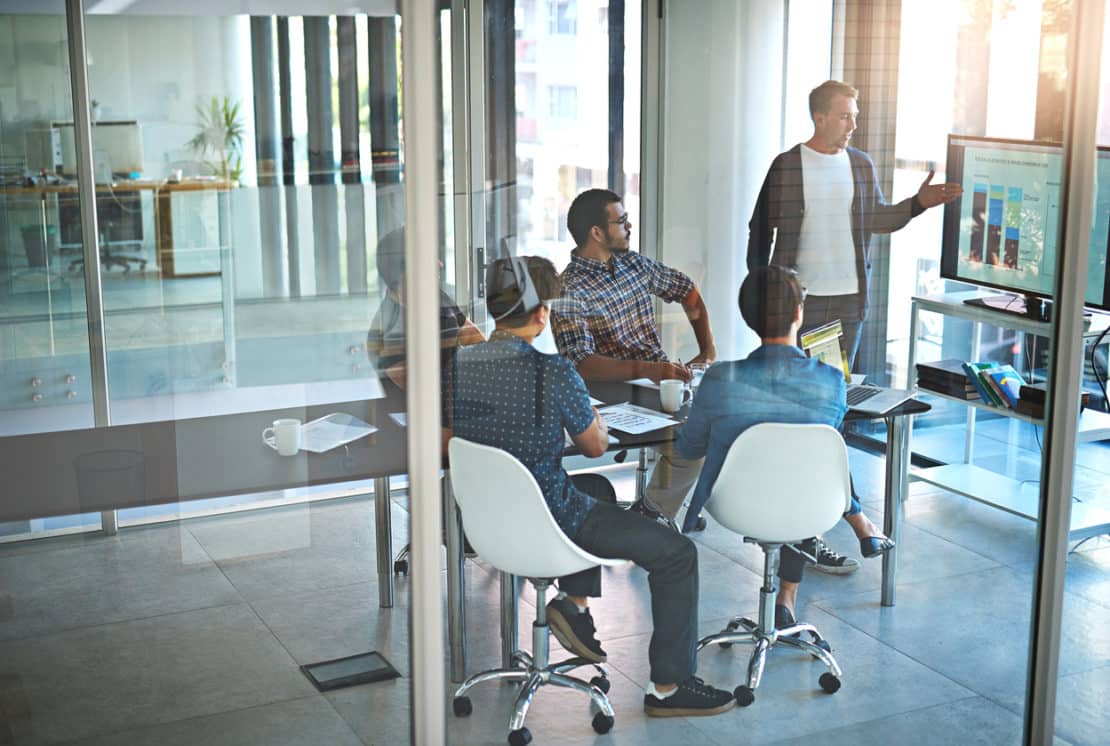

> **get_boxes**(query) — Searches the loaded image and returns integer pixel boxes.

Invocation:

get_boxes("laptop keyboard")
[846,385,881,406]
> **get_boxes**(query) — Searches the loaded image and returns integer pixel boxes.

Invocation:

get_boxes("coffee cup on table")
[659,379,691,414]
[263,418,302,456]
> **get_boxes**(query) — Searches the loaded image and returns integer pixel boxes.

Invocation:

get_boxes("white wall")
[658,0,787,363]
[0,14,254,181]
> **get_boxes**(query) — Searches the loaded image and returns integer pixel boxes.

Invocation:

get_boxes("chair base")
[451,581,615,743]
[696,541,843,704]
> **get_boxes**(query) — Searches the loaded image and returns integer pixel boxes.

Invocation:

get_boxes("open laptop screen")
[799,320,851,383]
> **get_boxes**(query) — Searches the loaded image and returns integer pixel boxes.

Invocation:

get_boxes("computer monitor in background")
[55,120,144,178]
[940,134,1110,316]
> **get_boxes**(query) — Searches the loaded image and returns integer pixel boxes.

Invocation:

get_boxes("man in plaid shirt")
[553,188,716,528]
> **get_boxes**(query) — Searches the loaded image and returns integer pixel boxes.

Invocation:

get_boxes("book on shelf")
[962,361,1005,407]
[916,359,979,399]
[1017,382,1091,413]
[986,365,1026,408]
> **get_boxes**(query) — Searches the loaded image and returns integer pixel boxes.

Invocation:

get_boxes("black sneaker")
[774,604,801,639]
[644,676,736,717]
[793,537,860,575]
[628,498,680,532]
[546,597,607,663]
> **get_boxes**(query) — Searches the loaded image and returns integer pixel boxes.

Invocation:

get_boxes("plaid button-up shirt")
[552,250,694,365]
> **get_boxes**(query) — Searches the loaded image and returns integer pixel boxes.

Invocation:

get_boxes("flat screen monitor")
[940,134,1110,313]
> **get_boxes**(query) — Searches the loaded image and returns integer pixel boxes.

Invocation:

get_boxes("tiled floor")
[1,441,1109,745]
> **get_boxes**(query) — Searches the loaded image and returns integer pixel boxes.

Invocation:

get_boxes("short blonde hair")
[809,80,858,120]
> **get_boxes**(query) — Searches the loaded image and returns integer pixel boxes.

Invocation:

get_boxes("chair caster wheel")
[819,673,841,694]
[452,696,472,716]
[591,712,614,734]
[394,559,408,575]
[507,726,532,745]
[589,676,610,694]
[734,685,755,707]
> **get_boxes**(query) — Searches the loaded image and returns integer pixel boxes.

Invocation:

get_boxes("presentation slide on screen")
[955,145,1062,297]
[956,144,1109,306]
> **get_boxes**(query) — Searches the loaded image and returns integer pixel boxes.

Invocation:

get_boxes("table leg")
[445,473,468,682]
[636,448,648,501]
[500,571,518,669]
[374,477,394,608]
[881,415,909,607]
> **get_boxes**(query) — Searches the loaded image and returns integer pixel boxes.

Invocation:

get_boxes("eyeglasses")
[607,214,631,225]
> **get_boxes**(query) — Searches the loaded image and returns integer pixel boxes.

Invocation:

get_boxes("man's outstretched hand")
[917,170,963,210]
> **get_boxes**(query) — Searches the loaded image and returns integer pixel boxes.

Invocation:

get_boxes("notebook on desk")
[800,320,915,416]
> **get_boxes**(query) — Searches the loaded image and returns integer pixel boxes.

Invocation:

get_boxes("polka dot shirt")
[452,333,597,538]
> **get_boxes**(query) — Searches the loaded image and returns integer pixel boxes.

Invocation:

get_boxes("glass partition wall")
[3,0,1110,743]
[654,0,1109,744]
[0,1,438,743]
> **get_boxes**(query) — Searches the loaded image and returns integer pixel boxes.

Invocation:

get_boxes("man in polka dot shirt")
[452,257,735,718]
[552,188,717,531]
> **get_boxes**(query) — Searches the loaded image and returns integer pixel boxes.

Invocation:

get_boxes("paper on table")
[589,396,604,406]
[301,413,378,453]
[598,403,677,435]
[626,378,660,390]
[565,430,620,448]
[389,412,407,427]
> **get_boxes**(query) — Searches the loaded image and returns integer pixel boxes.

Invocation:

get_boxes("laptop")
[800,320,915,415]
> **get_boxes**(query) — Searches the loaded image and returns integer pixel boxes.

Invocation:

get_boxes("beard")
[608,235,631,253]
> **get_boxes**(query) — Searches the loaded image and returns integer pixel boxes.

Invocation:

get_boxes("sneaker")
[628,498,680,532]
[644,676,736,717]
[546,597,607,663]
[794,537,860,575]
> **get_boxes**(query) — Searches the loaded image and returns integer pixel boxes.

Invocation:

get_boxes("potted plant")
[187,96,245,184]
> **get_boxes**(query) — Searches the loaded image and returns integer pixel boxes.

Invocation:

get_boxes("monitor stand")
[963,293,1051,321]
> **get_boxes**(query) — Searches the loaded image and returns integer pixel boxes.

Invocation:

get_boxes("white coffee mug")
[263,418,302,456]
[659,379,691,413]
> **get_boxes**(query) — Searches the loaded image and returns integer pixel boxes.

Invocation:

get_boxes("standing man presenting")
[553,188,716,529]
[747,79,961,573]
[748,79,961,367]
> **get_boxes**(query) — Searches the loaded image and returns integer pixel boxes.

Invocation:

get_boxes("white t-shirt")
[796,145,858,296]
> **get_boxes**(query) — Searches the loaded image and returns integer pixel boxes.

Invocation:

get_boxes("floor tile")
[601,607,971,745]
[819,565,1110,705]
[56,696,363,746]
[766,695,1071,746]
[0,604,314,744]
[1048,665,1110,746]
[202,499,408,602]
[0,523,241,642]
[901,487,1040,569]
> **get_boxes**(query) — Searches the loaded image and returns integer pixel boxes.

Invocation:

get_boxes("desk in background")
[0,178,233,277]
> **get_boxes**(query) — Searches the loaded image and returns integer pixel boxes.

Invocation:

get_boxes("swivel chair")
[448,437,623,746]
[697,423,851,706]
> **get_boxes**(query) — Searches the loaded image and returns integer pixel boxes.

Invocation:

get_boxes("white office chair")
[448,437,623,746]
[697,423,851,706]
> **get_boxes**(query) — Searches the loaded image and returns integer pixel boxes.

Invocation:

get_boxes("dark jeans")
[558,497,699,685]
